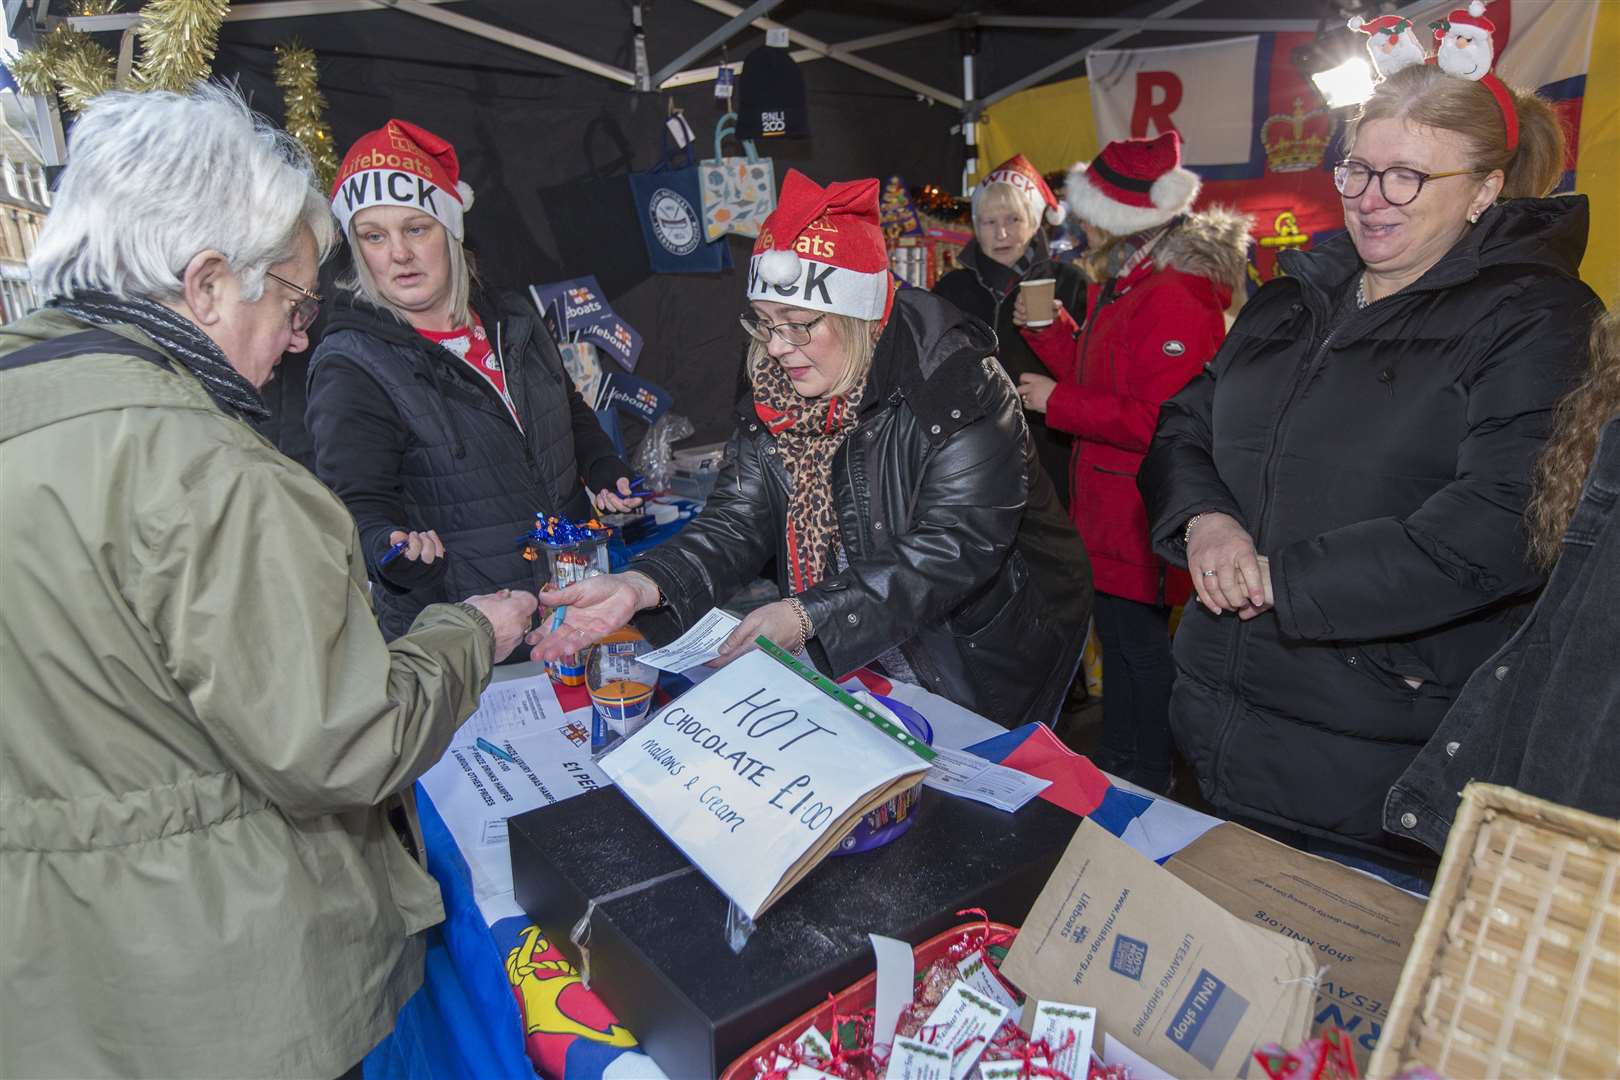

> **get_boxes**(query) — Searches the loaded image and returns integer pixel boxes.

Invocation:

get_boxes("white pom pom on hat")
[757,247,802,287]
[1065,130,1201,237]
[456,180,475,212]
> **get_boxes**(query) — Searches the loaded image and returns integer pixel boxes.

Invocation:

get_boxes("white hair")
[971,181,1037,230]
[30,82,338,303]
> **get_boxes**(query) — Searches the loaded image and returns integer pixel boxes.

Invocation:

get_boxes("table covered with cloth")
[364,662,1221,1080]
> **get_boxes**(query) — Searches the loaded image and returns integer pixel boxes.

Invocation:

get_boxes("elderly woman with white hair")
[934,154,1085,504]
[0,85,536,1079]
[307,119,636,642]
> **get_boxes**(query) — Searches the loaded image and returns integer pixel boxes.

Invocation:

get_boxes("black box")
[509,783,1078,1078]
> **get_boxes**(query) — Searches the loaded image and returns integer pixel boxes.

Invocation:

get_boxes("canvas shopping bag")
[699,113,777,241]
[628,138,734,274]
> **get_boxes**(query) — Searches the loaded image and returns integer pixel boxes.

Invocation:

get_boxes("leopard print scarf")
[751,351,866,594]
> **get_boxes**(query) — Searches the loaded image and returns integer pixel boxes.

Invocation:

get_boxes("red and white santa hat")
[976,154,1065,227]
[1348,13,1413,38]
[1065,131,1200,237]
[749,169,894,323]
[331,119,475,240]
[1435,0,1495,42]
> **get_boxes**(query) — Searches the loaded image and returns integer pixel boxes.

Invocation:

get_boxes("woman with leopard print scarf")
[530,171,1091,729]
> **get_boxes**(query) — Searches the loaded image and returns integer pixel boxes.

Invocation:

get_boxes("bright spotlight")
[1310,56,1376,109]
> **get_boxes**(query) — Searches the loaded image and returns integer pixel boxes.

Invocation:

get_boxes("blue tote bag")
[628,142,734,274]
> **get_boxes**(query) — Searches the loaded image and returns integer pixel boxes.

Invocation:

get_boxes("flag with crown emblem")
[1083,0,1601,288]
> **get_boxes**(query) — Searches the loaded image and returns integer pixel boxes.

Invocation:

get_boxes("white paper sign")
[1029,1000,1097,1078]
[448,672,564,746]
[871,933,915,1050]
[599,648,931,919]
[638,607,742,671]
[420,688,608,903]
[922,746,1051,812]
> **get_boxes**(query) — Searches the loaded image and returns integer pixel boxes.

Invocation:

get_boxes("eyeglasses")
[739,311,826,347]
[265,270,322,333]
[1332,159,1484,207]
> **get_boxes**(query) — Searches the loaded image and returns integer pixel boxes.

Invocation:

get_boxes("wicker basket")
[1367,783,1620,1079]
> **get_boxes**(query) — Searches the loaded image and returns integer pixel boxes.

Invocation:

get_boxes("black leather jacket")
[634,289,1092,727]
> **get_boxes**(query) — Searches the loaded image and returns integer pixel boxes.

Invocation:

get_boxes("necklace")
[1356,273,1369,309]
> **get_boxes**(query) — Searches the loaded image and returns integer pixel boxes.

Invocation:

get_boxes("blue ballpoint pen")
[475,737,518,764]
[379,539,409,567]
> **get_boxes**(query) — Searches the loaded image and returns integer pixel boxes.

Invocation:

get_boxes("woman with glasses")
[1138,63,1602,880]
[530,170,1092,728]
[307,120,635,641]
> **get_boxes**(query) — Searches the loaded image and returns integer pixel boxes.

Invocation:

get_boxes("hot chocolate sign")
[599,644,933,920]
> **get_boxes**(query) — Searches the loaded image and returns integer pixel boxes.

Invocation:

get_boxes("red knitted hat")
[749,169,893,322]
[978,154,1065,227]
[331,119,474,240]
[1065,131,1200,236]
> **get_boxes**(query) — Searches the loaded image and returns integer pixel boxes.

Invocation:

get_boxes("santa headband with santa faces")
[1348,1,1518,152]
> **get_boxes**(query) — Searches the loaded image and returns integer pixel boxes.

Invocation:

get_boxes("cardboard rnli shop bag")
[628,140,734,275]
[1002,819,1317,1078]
[1165,822,1424,1075]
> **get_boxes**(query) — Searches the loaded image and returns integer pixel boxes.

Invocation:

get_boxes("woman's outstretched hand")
[527,571,660,662]
[708,600,808,669]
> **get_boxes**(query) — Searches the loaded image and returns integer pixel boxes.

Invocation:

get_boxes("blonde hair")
[1528,309,1620,568]
[748,311,879,400]
[337,219,477,329]
[1347,65,1566,199]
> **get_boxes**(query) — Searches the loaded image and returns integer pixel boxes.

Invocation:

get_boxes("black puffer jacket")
[1140,196,1601,853]
[307,291,628,639]
[934,243,1086,507]
[634,289,1093,728]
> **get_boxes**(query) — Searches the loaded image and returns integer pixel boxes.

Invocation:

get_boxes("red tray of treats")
[719,918,1020,1080]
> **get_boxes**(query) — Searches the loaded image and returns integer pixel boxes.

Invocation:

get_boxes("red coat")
[1022,212,1249,606]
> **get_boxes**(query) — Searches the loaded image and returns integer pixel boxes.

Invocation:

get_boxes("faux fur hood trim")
[1152,207,1254,292]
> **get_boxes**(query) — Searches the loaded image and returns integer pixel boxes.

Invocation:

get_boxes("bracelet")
[786,598,813,652]
[1183,513,1206,547]
[628,571,666,611]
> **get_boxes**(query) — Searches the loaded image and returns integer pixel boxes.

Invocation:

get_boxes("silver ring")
[1201,569,1219,577]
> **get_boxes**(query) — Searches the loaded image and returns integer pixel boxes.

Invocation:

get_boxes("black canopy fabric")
[205,0,1307,442]
[213,2,980,444]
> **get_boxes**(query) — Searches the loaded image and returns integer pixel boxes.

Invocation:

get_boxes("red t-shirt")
[418,316,522,430]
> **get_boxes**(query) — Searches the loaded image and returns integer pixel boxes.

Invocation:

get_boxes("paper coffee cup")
[1019,278,1057,327]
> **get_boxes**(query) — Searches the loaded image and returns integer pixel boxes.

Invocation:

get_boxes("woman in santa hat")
[1010,131,1251,795]
[307,120,636,643]
[1140,33,1601,880]
[532,169,1093,728]
[933,154,1085,507]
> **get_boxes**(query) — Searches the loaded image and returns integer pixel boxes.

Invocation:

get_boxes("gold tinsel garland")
[8,25,117,113]
[274,41,339,189]
[10,0,230,112]
[133,0,232,92]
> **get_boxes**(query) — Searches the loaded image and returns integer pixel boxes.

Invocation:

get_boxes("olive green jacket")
[0,311,495,1078]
